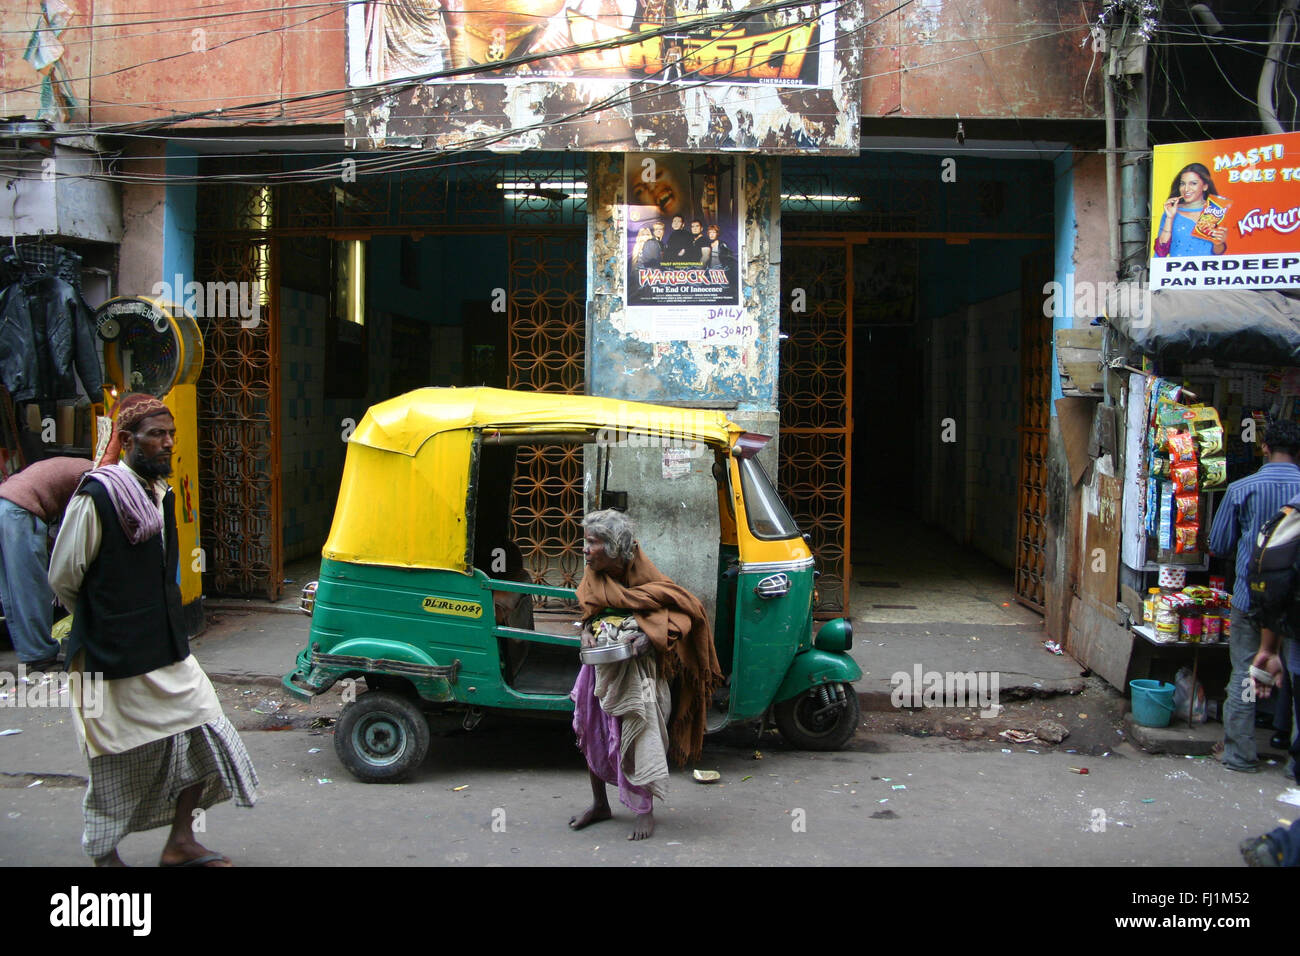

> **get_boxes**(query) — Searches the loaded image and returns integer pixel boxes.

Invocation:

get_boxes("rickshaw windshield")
[737,456,801,540]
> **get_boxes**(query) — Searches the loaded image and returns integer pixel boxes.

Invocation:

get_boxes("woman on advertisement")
[1153,163,1230,257]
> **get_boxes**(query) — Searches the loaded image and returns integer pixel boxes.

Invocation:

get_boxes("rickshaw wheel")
[773,683,860,751]
[334,690,431,783]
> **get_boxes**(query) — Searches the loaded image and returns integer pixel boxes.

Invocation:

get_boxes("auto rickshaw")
[283,387,861,782]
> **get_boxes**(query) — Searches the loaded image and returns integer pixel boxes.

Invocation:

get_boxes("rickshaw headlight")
[300,581,318,616]
[813,618,852,652]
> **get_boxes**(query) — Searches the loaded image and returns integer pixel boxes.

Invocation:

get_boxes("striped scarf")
[80,464,163,546]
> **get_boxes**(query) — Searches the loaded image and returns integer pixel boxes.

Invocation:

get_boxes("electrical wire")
[5,0,1090,129]
[42,0,882,184]
[0,3,1118,188]
[3,0,829,99]
[9,1,864,144]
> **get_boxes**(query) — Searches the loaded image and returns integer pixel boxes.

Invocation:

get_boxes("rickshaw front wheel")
[334,690,431,783]
[774,683,860,752]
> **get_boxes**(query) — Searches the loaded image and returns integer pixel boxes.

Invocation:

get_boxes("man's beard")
[129,448,173,480]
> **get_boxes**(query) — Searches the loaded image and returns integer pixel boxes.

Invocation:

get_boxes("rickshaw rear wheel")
[773,682,860,751]
[334,690,431,783]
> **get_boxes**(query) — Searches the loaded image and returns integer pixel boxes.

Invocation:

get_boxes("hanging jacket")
[0,273,103,406]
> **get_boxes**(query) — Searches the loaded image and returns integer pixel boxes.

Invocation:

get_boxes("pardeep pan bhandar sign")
[1149,130,1300,291]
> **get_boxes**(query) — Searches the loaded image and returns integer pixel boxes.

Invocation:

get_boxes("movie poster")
[346,1,861,154]
[1149,131,1300,291]
[356,1,834,87]
[625,152,744,340]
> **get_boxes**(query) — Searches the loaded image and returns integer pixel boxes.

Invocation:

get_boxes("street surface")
[1,677,1293,867]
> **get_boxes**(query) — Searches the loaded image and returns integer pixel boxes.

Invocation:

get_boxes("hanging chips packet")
[1201,457,1228,488]
[1168,430,1197,464]
[1194,425,1224,456]
[1172,461,1199,493]
[1175,522,1200,553]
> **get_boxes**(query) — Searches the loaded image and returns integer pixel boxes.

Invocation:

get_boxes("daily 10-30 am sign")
[1149,130,1300,290]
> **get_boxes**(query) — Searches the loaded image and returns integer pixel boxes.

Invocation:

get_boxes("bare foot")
[159,838,232,867]
[629,810,655,841]
[93,850,127,867]
[568,803,613,830]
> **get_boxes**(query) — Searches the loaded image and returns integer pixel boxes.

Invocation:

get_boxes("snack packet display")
[1157,399,1197,427]
[1146,474,1162,536]
[1158,483,1175,550]
[1172,461,1199,493]
[1168,430,1197,463]
[1175,492,1199,523]
[1181,586,1231,607]
[1194,425,1224,456]
[1175,522,1199,553]
[1191,194,1232,241]
[1201,457,1227,488]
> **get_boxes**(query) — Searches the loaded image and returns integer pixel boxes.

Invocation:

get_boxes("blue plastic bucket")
[1129,679,1176,728]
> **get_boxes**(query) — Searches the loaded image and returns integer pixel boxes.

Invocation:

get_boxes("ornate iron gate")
[194,184,282,599]
[779,241,852,615]
[1015,251,1053,612]
[507,232,586,591]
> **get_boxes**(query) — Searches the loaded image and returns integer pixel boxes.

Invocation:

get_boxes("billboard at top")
[345,1,862,154]
[1149,130,1300,291]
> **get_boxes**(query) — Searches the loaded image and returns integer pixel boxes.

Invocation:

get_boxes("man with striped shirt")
[1208,420,1300,773]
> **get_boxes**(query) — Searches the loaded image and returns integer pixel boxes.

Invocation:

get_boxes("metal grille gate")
[1015,251,1053,612]
[506,232,587,593]
[194,184,282,600]
[779,241,852,615]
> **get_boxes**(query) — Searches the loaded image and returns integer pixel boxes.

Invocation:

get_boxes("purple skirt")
[571,663,653,814]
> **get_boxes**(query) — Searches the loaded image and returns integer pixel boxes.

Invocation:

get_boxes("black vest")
[67,479,189,679]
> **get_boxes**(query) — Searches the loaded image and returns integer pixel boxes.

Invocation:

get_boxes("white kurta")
[49,463,222,759]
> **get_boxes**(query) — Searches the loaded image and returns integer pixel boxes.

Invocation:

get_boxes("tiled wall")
[925,309,968,536]
[279,287,388,564]
[278,287,468,563]
[922,291,1021,569]
[964,292,1021,569]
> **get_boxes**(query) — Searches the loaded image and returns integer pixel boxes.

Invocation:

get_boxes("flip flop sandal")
[160,852,229,868]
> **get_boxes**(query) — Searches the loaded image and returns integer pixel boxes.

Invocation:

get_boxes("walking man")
[1208,419,1300,773]
[0,456,93,670]
[49,394,258,866]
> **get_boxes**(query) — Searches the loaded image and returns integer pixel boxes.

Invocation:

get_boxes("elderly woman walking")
[568,509,723,840]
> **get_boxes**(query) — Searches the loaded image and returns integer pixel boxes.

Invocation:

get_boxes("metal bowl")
[579,640,637,665]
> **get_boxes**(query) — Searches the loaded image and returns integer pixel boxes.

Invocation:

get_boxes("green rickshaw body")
[282,388,862,776]
[286,559,577,713]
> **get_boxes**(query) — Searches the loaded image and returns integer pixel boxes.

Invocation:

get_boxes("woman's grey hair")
[584,509,637,564]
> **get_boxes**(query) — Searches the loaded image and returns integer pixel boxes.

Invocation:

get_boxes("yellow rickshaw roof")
[352,387,740,456]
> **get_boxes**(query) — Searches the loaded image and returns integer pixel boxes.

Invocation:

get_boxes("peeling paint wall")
[585,150,781,601]
[862,0,1103,119]
[586,152,780,413]
[348,3,865,154]
[117,142,167,298]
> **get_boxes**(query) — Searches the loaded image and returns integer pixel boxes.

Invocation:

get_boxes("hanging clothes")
[0,250,103,415]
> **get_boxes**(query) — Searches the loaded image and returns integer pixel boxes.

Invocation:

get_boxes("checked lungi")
[69,652,259,859]
[82,715,259,858]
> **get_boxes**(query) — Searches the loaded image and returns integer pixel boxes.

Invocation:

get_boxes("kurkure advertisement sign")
[1149,130,1300,291]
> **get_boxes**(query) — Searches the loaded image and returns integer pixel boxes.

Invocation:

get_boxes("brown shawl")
[577,547,724,766]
